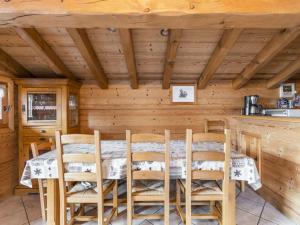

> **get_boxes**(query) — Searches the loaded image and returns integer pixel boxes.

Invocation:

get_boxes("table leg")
[228,180,236,225]
[47,179,60,225]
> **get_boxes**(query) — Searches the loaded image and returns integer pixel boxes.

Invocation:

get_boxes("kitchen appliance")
[243,95,262,115]
[263,109,300,117]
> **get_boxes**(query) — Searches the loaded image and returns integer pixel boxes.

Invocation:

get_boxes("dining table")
[20,140,262,225]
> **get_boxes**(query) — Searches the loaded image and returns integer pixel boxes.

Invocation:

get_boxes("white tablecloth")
[20,140,262,190]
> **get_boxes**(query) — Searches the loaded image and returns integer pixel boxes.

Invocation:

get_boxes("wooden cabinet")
[15,79,81,194]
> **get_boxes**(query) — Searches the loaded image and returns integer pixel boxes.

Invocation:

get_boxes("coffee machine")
[243,95,262,115]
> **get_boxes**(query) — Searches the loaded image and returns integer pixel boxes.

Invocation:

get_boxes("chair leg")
[113,180,118,217]
[176,180,180,210]
[240,181,245,192]
[98,199,104,225]
[38,180,46,221]
[60,201,67,225]
[164,199,170,225]
[186,196,192,225]
[127,199,132,225]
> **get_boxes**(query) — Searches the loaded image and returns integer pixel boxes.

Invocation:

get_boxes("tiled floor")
[0,186,297,225]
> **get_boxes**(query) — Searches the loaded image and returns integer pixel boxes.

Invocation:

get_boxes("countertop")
[233,115,300,123]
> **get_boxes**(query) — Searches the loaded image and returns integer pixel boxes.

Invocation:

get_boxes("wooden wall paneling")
[67,28,108,88]
[0,48,32,77]
[197,29,242,89]
[15,28,77,80]
[0,128,18,197]
[79,80,278,139]
[232,28,300,89]
[0,75,18,197]
[119,29,138,89]
[162,29,182,89]
[232,117,300,224]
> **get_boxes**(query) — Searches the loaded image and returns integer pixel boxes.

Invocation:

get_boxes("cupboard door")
[68,92,79,128]
[21,88,62,126]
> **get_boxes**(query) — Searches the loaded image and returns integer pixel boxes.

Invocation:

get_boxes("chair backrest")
[204,119,228,134]
[56,130,104,200]
[238,131,262,176]
[126,130,170,183]
[31,138,54,158]
[186,129,231,190]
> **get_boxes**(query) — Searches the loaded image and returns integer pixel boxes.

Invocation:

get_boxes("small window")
[0,76,13,130]
[0,84,8,125]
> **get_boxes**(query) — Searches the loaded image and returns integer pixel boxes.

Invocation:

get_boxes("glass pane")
[68,94,78,127]
[0,84,7,121]
[27,93,57,121]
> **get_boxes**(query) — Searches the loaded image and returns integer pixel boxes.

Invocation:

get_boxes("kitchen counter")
[232,115,300,224]
[233,115,300,123]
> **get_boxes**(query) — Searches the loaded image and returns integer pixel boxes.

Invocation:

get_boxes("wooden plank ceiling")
[1,27,300,89]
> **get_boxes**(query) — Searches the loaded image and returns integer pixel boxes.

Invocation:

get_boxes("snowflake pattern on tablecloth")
[34,168,42,176]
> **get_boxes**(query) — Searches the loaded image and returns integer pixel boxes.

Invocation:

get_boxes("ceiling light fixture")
[160,28,169,37]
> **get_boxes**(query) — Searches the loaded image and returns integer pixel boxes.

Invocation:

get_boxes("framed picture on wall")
[171,84,196,104]
[279,83,296,98]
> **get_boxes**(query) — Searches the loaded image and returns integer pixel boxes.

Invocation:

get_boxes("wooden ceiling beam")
[162,29,182,89]
[1,1,300,28]
[267,58,300,89]
[67,28,108,89]
[0,48,32,77]
[119,29,138,89]
[15,28,76,80]
[198,29,242,89]
[232,28,300,89]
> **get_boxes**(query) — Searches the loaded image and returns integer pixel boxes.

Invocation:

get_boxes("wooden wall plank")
[79,80,278,139]
[232,115,300,224]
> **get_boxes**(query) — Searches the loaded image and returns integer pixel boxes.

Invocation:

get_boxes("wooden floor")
[0,186,297,225]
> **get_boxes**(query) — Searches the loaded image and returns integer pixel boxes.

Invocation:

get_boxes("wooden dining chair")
[30,138,54,221]
[126,130,170,225]
[204,119,228,133]
[238,131,262,192]
[56,130,118,225]
[176,129,231,225]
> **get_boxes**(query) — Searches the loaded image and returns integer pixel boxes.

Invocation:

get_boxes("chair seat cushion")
[179,180,222,195]
[132,180,164,196]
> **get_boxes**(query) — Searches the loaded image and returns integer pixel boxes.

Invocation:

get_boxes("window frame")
[0,75,14,130]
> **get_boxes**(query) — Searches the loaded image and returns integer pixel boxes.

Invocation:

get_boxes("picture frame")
[279,83,296,98]
[171,84,196,104]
